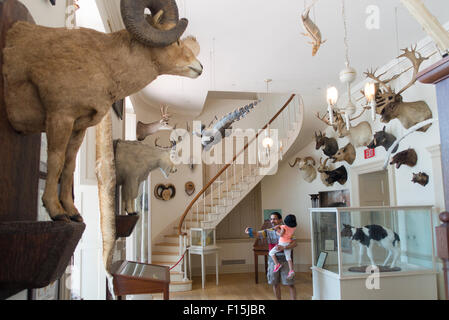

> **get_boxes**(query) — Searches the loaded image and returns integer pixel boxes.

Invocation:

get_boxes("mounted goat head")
[314,131,338,157]
[289,157,317,183]
[331,142,356,165]
[136,105,172,141]
[324,165,348,185]
[194,100,260,151]
[412,172,429,187]
[365,46,432,132]
[389,148,417,169]
[316,110,372,148]
[317,157,334,186]
[367,126,399,153]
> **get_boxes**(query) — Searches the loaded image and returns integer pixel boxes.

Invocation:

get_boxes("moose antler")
[396,45,428,96]
[364,68,400,93]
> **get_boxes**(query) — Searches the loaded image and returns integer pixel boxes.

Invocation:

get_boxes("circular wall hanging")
[154,184,176,201]
[185,181,195,196]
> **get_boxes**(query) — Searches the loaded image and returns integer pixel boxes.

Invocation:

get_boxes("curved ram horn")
[289,157,302,168]
[323,157,329,167]
[121,0,188,48]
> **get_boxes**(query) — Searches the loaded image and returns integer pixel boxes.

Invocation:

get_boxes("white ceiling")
[89,0,449,150]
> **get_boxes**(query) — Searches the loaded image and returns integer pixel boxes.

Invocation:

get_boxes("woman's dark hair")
[270,212,282,219]
[284,214,297,228]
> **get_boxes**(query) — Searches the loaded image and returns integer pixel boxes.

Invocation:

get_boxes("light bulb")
[262,136,274,148]
[364,82,376,102]
[327,87,339,105]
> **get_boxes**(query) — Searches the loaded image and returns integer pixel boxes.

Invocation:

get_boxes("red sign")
[364,148,375,159]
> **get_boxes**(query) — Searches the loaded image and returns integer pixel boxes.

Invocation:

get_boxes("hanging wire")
[341,0,350,68]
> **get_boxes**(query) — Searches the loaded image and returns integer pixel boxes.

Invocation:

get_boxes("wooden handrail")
[177,94,296,235]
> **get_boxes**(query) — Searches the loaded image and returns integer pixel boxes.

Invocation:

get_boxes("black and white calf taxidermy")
[341,224,401,268]
[195,100,260,151]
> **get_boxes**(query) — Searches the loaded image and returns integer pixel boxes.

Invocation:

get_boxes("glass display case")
[190,228,216,248]
[309,206,438,300]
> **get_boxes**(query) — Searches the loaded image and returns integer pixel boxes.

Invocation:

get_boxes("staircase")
[151,94,304,292]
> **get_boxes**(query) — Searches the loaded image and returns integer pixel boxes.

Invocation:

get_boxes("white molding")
[349,159,397,207]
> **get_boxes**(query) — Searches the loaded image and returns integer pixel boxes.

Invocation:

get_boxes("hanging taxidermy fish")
[185,181,195,196]
[154,184,176,201]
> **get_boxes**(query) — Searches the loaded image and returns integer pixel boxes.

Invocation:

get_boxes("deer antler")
[396,45,428,96]
[316,112,332,126]
[364,68,400,93]
[349,106,371,122]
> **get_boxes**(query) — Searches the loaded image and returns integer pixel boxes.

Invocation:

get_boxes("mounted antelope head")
[136,105,172,141]
[365,45,433,132]
[289,157,317,183]
[317,157,334,186]
[331,142,356,165]
[316,109,372,148]
[314,131,338,157]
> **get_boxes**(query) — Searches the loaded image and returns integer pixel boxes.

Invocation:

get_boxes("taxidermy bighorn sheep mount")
[316,110,372,148]
[314,131,338,157]
[390,148,417,169]
[317,157,334,187]
[301,0,325,56]
[3,0,202,223]
[365,45,432,132]
[331,142,356,165]
[136,105,171,141]
[154,183,176,201]
[115,135,183,215]
[289,157,317,183]
[367,126,399,153]
[195,100,260,151]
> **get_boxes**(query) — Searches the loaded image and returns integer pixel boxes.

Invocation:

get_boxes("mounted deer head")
[136,105,172,141]
[365,45,433,132]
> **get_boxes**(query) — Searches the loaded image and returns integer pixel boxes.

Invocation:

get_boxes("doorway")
[358,170,390,207]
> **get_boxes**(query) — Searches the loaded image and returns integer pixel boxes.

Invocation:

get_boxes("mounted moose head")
[412,172,429,187]
[365,46,432,132]
[324,165,348,185]
[317,157,334,186]
[331,143,356,165]
[314,131,338,157]
[367,126,399,153]
[389,148,417,169]
[289,157,317,183]
[316,110,372,148]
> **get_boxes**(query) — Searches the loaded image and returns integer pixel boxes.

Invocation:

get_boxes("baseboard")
[190,263,311,277]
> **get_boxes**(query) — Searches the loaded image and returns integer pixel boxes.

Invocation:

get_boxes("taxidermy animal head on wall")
[154,184,176,201]
[289,157,317,183]
[365,46,432,132]
[314,131,338,158]
[367,126,399,153]
[317,157,334,187]
[194,100,260,151]
[136,105,172,141]
[3,0,202,223]
[331,143,356,165]
[389,148,417,169]
[324,165,348,185]
[412,172,429,187]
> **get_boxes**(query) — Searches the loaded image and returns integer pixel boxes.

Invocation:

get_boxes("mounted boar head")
[365,46,432,132]
[331,143,356,165]
[324,165,348,185]
[412,172,429,186]
[389,148,417,169]
[315,131,339,157]
[367,126,399,153]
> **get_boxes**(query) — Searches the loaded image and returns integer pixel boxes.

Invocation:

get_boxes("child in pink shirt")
[269,214,297,280]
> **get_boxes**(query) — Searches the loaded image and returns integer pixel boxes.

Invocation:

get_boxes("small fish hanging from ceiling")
[301,0,326,56]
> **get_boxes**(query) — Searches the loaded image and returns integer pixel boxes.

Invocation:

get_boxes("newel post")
[436,212,449,300]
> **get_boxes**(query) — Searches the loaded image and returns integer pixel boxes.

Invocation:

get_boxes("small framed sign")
[316,251,328,269]
[364,148,375,159]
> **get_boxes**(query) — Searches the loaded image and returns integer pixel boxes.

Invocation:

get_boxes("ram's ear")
[183,36,200,56]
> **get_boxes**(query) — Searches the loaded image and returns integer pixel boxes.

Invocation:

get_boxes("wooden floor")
[153,272,313,300]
